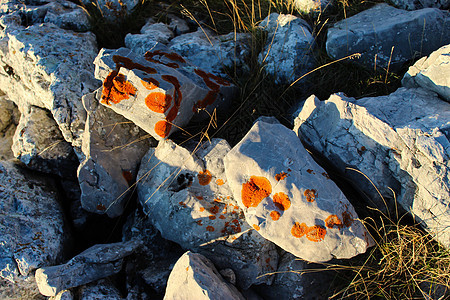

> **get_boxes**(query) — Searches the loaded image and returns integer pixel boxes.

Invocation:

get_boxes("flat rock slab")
[94,47,236,140]
[224,119,371,262]
[326,3,450,70]
[164,251,245,300]
[295,88,450,248]
[403,44,450,102]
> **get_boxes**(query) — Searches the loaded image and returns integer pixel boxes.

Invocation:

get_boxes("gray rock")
[125,22,174,56]
[294,88,450,248]
[94,47,236,140]
[80,0,139,22]
[166,14,190,36]
[164,251,245,300]
[224,119,372,262]
[0,276,44,300]
[258,13,315,84]
[390,0,449,10]
[0,94,19,160]
[35,240,142,296]
[326,3,450,71]
[50,289,73,300]
[12,105,77,177]
[0,22,100,148]
[79,279,122,300]
[77,89,153,217]
[0,160,68,282]
[402,44,450,102]
[293,0,334,15]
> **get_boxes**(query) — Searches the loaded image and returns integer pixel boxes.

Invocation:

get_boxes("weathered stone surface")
[164,251,245,300]
[0,94,19,160]
[50,289,73,300]
[294,88,450,247]
[79,279,122,300]
[293,0,333,15]
[94,47,236,140]
[258,13,314,84]
[0,22,100,147]
[326,4,450,71]
[12,105,77,177]
[125,21,174,56]
[0,161,67,282]
[224,119,371,262]
[77,89,152,217]
[35,240,142,296]
[0,276,44,300]
[390,0,449,10]
[402,44,450,102]
[166,14,190,36]
[169,28,251,77]
[80,0,139,22]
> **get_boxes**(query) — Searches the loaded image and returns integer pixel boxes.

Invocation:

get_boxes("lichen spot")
[272,192,291,211]
[141,78,159,90]
[96,204,106,211]
[154,120,171,138]
[253,224,260,231]
[342,211,354,227]
[307,169,314,174]
[325,214,343,229]
[209,215,216,220]
[291,222,307,238]
[206,226,215,232]
[241,176,272,208]
[198,170,212,186]
[199,207,205,212]
[304,189,317,202]
[216,179,225,186]
[145,92,172,113]
[101,72,137,105]
[275,172,288,181]
[270,210,281,221]
[306,225,327,242]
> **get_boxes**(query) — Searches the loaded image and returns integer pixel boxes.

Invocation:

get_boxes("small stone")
[79,279,122,300]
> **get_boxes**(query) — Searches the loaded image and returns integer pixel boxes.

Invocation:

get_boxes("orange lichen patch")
[272,192,291,211]
[234,205,239,210]
[101,72,137,105]
[325,214,343,230]
[154,120,171,138]
[112,55,157,74]
[141,78,159,90]
[306,225,327,242]
[206,226,215,232]
[270,210,281,221]
[241,176,272,208]
[145,92,172,113]
[196,220,203,226]
[221,221,241,235]
[178,201,187,207]
[144,50,186,68]
[192,68,230,112]
[209,215,216,220]
[275,172,288,181]
[198,170,212,186]
[291,222,308,238]
[322,172,330,179]
[253,224,260,231]
[342,211,354,227]
[216,179,225,186]
[186,267,189,271]
[219,215,226,219]
[199,207,205,212]
[195,196,204,200]
[208,206,219,214]
[97,204,106,211]
[122,170,133,185]
[307,169,314,174]
[304,189,317,202]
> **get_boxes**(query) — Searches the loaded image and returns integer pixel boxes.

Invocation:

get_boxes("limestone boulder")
[80,0,139,22]
[94,47,236,140]
[390,0,449,10]
[0,95,19,160]
[402,44,450,102]
[258,13,315,85]
[293,0,334,15]
[164,251,245,300]
[295,88,450,247]
[77,89,153,217]
[224,119,372,262]
[326,3,450,71]
[125,21,174,56]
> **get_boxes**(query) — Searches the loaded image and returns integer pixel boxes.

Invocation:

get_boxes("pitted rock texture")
[258,13,315,84]
[80,0,139,22]
[94,47,236,140]
[295,88,450,248]
[164,251,245,300]
[125,21,174,56]
[78,279,122,300]
[77,90,153,217]
[326,3,450,71]
[224,119,372,262]
[0,161,67,282]
[403,44,450,102]
[0,95,19,160]
[390,0,449,10]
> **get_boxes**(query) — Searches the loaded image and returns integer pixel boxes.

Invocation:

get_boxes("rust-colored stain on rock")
[322,172,331,179]
[193,69,230,112]
[241,176,272,208]
[96,204,107,211]
[141,78,159,90]
[304,189,317,202]
[206,226,215,232]
[272,192,291,211]
[209,215,216,220]
[219,215,226,219]
[291,222,307,238]
[122,170,133,185]
[198,170,212,186]
[275,172,288,181]
[145,92,172,113]
[253,224,260,231]
[199,207,205,212]
[325,214,343,229]
[306,225,327,242]
[270,210,281,221]
[101,72,137,105]
[342,211,354,227]
[208,205,219,214]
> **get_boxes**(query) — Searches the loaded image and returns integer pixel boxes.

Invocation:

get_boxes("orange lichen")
[209,215,216,220]
[208,206,219,214]
[307,169,314,174]
[154,120,171,138]
[219,215,226,219]
[325,214,343,229]
[145,92,172,113]
[97,204,106,211]
[196,220,203,226]
[234,205,239,210]
[306,225,327,242]
[192,68,231,112]
[272,192,291,211]
[322,172,330,179]
[101,72,137,105]
[342,211,354,227]
[112,55,157,74]
[141,78,159,90]
[199,207,205,212]
[253,224,260,231]
[206,226,215,232]
[198,170,212,186]
[275,172,288,181]
[122,170,133,185]
[291,222,307,238]
[270,210,281,221]
[241,176,272,208]
[304,189,317,202]
[144,50,186,68]
[216,179,225,185]
[196,196,204,200]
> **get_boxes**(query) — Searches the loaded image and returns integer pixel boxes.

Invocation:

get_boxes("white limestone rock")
[224,119,372,262]
[125,22,174,56]
[164,251,245,300]
[295,88,450,248]
[326,4,450,71]
[0,95,19,160]
[94,47,236,140]
[50,289,73,300]
[402,44,450,102]
[293,0,334,14]
[258,13,315,85]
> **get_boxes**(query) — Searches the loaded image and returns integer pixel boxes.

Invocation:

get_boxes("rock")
[35,240,142,296]
[94,47,236,140]
[224,119,372,262]
[0,160,68,282]
[169,28,251,77]
[166,14,190,36]
[0,22,100,148]
[77,89,153,217]
[294,88,450,247]
[50,289,73,300]
[12,105,78,177]
[293,0,333,15]
[389,0,449,10]
[326,3,450,71]
[79,279,122,300]
[125,22,174,56]
[0,276,44,300]
[80,0,139,22]
[258,13,315,85]
[402,44,450,102]
[164,251,245,300]
[0,95,19,160]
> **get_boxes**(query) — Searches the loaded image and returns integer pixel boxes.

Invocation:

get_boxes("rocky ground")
[0,0,449,299]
